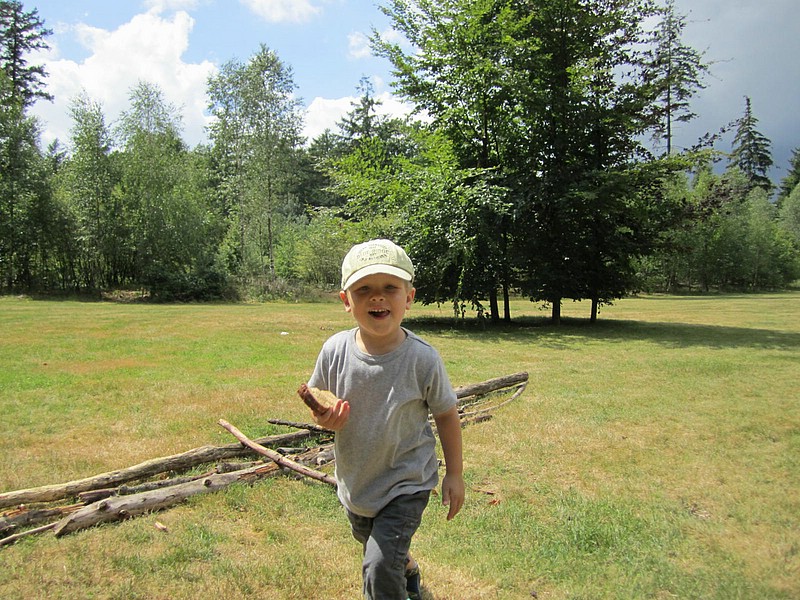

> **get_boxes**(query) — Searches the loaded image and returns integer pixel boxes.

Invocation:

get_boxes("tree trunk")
[551,298,562,325]
[590,297,598,323]
[489,286,500,323]
[502,281,511,322]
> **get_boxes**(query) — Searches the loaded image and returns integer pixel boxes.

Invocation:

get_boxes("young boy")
[307,239,465,600]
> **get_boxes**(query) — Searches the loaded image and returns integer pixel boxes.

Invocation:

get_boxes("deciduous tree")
[207,45,304,282]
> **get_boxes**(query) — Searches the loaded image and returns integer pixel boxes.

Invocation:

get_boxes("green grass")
[1,293,799,599]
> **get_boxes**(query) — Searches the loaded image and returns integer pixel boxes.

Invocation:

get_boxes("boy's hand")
[441,472,465,520]
[312,398,350,431]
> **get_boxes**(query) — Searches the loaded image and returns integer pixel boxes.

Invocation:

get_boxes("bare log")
[1,503,84,538]
[215,460,263,474]
[454,371,528,401]
[0,429,317,510]
[53,462,280,537]
[219,420,336,487]
[77,471,215,504]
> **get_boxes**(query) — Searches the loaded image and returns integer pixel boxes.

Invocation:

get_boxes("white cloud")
[303,96,353,140]
[240,0,321,23]
[347,31,371,59]
[143,0,201,12]
[30,10,216,149]
[302,91,418,142]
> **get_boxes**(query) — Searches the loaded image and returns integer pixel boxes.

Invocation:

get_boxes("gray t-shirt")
[308,327,457,517]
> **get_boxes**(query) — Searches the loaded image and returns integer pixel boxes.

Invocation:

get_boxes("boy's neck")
[356,327,407,356]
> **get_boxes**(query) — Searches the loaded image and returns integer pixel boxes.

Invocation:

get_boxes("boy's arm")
[433,405,464,520]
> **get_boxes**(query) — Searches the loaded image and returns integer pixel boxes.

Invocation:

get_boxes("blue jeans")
[346,490,431,600]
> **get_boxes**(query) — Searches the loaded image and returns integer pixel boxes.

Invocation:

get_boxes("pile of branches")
[1,372,528,547]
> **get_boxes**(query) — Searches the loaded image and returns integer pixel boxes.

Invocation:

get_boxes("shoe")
[405,564,421,600]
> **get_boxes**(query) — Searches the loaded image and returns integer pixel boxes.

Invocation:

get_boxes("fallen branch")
[53,462,281,537]
[267,419,333,433]
[77,471,216,504]
[459,381,528,419]
[218,420,336,487]
[454,371,528,401]
[0,522,59,547]
[19,447,337,542]
[1,502,84,537]
[0,429,318,510]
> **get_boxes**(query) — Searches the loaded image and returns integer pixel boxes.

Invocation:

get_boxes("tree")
[116,81,221,298]
[643,0,709,156]
[55,93,120,290]
[292,130,348,211]
[776,147,800,207]
[375,0,693,323]
[728,96,773,192]
[207,45,304,282]
[0,67,47,290]
[338,77,386,144]
[511,0,671,323]
[0,0,52,106]
[374,0,526,321]
[778,183,800,248]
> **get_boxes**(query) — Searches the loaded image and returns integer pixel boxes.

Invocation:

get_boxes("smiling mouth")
[369,309,390,318]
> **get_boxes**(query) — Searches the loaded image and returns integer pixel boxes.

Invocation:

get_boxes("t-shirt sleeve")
[308,350,328,390]
[425,349,458,416]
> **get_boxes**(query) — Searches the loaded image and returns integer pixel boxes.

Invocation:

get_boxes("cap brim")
[342,265,413,291]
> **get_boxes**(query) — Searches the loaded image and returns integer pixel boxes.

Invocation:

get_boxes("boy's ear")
[406,286,416,308]
[340,290,352,312]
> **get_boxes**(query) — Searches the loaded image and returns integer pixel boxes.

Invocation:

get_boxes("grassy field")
[1,292,798,599]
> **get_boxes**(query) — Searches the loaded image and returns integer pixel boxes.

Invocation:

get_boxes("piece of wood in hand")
[297,384,337,414]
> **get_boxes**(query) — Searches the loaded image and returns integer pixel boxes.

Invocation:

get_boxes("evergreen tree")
[0,67,46,290]
[643,0,709,156]
[0,0,52,106]
[338,77,386,144]
[728,96,773,192]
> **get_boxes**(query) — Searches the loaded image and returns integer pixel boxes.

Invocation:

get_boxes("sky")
[25,0,800,182]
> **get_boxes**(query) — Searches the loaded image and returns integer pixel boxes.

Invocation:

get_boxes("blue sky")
[27,0,799,181]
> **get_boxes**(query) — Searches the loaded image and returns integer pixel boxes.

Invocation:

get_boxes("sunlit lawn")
[1,292,798,599]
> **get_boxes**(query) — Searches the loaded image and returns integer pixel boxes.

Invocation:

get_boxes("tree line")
[1,0,799,322]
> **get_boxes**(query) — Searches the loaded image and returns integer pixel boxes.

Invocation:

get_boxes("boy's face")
[340,272,415,342]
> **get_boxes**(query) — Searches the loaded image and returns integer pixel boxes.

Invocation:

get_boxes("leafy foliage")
[0,2,796,308]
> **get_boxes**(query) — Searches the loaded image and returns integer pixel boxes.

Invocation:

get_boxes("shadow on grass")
[403,315,800,351]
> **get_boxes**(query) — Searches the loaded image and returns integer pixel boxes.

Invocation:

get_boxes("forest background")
[2,0,800,324]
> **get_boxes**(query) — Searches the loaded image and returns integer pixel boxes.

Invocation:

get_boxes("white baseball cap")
[341,239,415,291]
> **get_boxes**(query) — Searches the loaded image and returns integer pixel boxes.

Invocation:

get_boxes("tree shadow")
[404,315,800,351]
